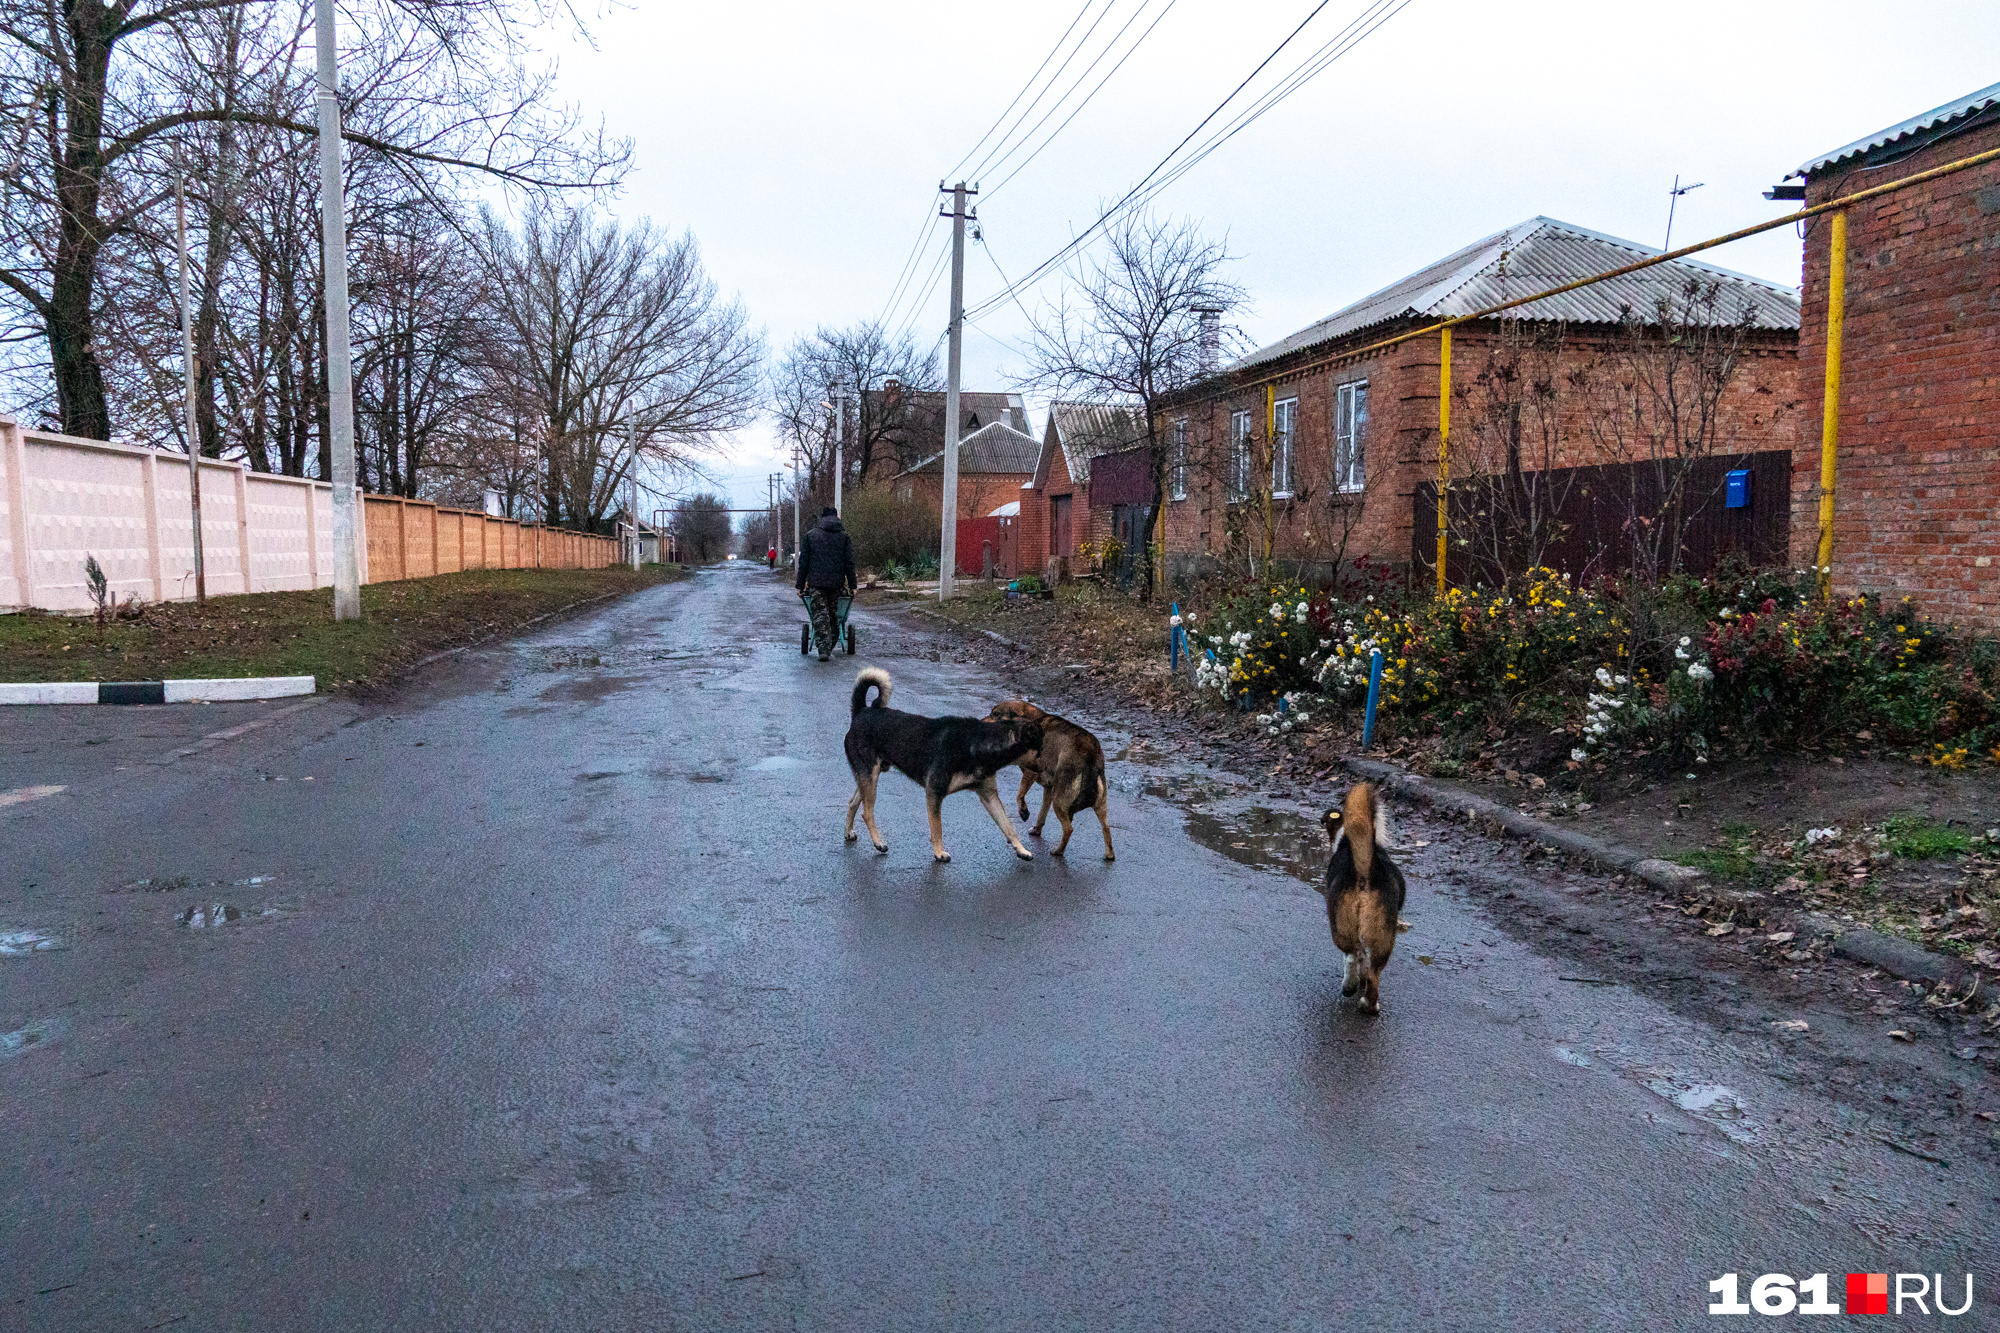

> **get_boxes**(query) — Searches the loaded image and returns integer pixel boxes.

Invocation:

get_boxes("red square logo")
[1847,1272,1888,1315]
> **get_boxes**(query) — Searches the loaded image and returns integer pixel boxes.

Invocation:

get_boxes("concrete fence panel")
[1,418,620,611]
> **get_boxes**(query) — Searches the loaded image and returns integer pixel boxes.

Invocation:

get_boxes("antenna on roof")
[1664,175,1705,251]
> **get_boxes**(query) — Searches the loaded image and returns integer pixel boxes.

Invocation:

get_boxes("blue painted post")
[1169,601,1181,672]
[1361,648,1384,751]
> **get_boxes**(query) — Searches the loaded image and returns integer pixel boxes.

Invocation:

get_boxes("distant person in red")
[767,544,776,569]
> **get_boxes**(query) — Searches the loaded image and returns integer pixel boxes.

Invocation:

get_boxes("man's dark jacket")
[797,514,856,592]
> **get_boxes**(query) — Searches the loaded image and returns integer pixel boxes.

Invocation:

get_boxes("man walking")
[796,506,856,661]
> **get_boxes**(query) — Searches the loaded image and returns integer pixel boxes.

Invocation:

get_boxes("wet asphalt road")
[3,564,1994,1331]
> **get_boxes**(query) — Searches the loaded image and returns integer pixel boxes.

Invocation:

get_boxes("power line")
[977,0,1182,195]
[963,0,1410,322]
[963,0,1126,185]
[947,0,1105,184]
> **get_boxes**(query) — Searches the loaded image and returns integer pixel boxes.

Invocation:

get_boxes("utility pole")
[174,155,205,604]
[939,181,975,600]
[831,390,846,516]
[316,0,361,620]
[628,428,641,570]
[791,446,802,562]
[768,472,780,565]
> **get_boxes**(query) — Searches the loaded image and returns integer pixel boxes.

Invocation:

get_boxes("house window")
[1170,418,1188,501]
[1272,397,1297,498]
[1228,409,1252,502]
[1335,380,1368,493]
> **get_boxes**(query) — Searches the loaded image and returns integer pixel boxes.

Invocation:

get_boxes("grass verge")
[0,565,685,690]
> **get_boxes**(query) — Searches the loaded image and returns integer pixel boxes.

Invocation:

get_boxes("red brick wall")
[1797,117,2000,628]
[895,471,1033,518]
[1162,319,1801,582]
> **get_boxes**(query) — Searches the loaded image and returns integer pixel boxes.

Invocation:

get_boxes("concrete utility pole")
[316,0,361,620]
[628,429,641,571]
[768,473,780,563]
[939,181,975,600]
[831,390,846,516]
[791,446,802,562]
[174,157,206,604]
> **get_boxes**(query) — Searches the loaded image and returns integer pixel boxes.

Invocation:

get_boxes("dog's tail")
[852,667,892,718]
[1342,781,1379,884]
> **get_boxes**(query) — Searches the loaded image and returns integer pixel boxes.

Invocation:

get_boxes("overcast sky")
[542,1,1998,515]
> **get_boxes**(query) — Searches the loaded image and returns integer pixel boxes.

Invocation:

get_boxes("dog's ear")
[1321,809,1342,842]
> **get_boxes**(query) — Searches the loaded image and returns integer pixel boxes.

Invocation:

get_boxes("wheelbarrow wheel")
[845,625,857,655]
[800,623,810,655]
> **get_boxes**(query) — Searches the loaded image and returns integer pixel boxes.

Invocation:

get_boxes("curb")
[0,676,314,706]
[1340,755,1973,987]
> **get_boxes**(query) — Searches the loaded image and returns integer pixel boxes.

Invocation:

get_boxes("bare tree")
[671,492,730,564]
[476,204,764,530]
[0,0,627,439]
[1588,280,1758,587]
[768,320,940,494]
[1025,211,1244,593]
[1453,320,1586,585]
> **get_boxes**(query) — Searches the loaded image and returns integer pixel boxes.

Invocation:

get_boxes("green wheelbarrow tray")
[799,591,857,656]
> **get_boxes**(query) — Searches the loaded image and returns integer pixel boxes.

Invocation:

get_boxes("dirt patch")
[0,566,686,691]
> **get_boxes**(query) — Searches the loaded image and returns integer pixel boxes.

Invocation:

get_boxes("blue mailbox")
[1725,469,1751,509]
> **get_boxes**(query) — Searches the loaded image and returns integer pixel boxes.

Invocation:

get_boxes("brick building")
[893,419,1041,517]
[1153,217,1803,586]
[856,384,1030,488]
[1785,81,2000,629]
[1017,401,1145,580]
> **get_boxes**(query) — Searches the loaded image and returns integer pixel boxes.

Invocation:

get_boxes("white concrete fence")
[0,417,615,614]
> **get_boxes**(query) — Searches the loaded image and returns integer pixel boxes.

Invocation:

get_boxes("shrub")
[841,488,940,573]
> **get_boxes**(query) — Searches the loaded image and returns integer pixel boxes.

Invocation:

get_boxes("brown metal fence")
[360,494,616,582]
[1412,449,1793,587]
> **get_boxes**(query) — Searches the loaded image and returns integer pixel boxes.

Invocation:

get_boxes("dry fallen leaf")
[1706,922,1736,936]
[1772,1019,1809,1032]
[1417,955,1435,965]
[1977,1111,1998,1122]
[1888,1029,1914,1042]
[1766,930,1796,944]
[1396,918,1412,933]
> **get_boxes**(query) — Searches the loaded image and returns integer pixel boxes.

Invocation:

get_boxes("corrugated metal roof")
[1794,80,2000,178]
[1043,401,1144,487]
[1234,217,1801,371]
[899,420,1042,476]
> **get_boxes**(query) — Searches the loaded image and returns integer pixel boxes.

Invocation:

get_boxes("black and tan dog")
[1321,782,1407,1014]
[844,667,1043,863]
[985,699,1114,861]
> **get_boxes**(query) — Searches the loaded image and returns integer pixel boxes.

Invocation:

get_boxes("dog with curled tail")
[1321,782,1407,1014]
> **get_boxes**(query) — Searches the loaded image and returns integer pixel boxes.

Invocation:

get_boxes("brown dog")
[1320,782,1406,1014]
[985,700,1114,860]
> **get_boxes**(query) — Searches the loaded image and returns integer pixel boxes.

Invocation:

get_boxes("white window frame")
[1272,397,1298,498]
[1335,380,1368,494]
[1170,418,1188,501]
[1228,410,1252,503]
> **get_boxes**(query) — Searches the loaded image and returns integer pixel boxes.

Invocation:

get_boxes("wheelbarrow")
[799,590,856,656]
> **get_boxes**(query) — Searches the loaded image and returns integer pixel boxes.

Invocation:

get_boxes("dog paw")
[844,830,858,843]
[872,841,888,854]
[1341,982,1360,997]
[1049,846,1065,858]
[1358,998,1380,1015]
[1103,851,1115,861]
[933,851,951,863]
[1015,847,1034,861]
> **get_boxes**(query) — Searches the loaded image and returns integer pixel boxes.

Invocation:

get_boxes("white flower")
[1614,674,1628,686]
[1571,748,1588,762]
[1594,666,1613,687]
[1269,603,1284,619]
[1686,661,1714,683]
[1679,636,1691,646]
[1170,614,1183,626]
[1295,601,1309,622]
[1184,612,1196,624]
[1294,713,1310,725]
[1804,826,1841,845]
[1319,639,1331,649]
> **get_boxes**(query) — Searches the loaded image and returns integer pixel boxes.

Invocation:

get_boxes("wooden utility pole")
[939,181,975,600]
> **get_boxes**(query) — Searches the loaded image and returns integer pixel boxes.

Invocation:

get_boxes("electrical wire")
[949,0,1108,185]
[975,0,1180,194]
[963,0,1410,322]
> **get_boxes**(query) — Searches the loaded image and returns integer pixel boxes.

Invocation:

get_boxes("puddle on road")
[1,1017,65,1058]
[177,902,282,929]
[751,755,803,772]
[1142,776,1329,890]
[537,675,647,705]
[1547,1040,1759,1145]
[0,930,63,955]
